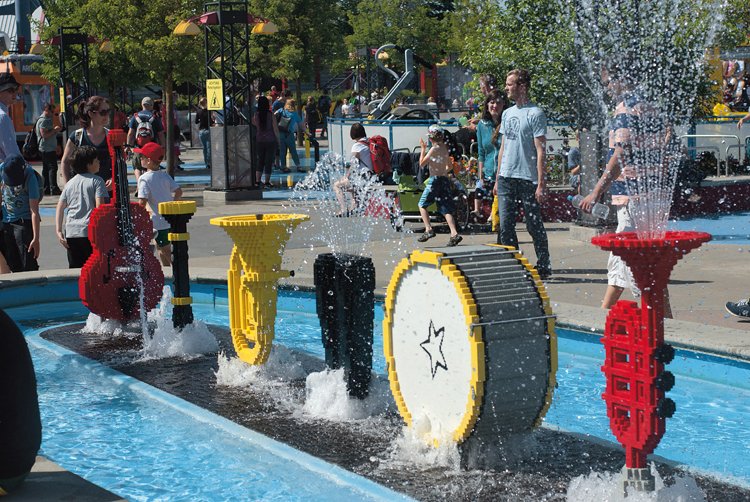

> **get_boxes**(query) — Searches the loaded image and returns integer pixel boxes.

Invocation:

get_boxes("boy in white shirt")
[134,142,182,266]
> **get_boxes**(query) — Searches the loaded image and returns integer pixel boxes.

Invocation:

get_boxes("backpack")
[135,114,155,147]
[22,121,40,158]
[3,167,45,201]
[365,136,392,175]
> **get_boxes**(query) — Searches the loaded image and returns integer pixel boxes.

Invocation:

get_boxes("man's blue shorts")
[418,176,455,215]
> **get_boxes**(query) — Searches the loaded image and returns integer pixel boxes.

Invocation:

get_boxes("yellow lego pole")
[491,195,499,232]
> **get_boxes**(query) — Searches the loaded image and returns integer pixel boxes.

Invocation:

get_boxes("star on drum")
[420,320,448,378]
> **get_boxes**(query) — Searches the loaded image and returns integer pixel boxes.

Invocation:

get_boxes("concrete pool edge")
[2,268,748,362]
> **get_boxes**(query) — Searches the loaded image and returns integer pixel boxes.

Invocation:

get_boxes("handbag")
[277,112,292,132]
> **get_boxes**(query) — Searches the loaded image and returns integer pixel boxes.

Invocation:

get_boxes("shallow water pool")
[8,284,750,498]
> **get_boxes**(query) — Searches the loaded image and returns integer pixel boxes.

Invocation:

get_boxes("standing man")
[127,97,165,180]
[0,74,22,273]
[0,73,21,162]
[493,69,552,279]
[318,88,331,139]
[37,104,61,195]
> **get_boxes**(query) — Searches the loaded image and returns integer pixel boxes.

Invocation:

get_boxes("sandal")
[447,234,463,247]
[417,230,436,242]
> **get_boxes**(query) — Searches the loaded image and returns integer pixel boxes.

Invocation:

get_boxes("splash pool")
[670,211,750,245]
[6,282,750,499]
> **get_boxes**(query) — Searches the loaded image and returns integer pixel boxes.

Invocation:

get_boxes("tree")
[450,0,725,125]
[40,0,204,175]
[249,0,347,106]
[450,0,577,122]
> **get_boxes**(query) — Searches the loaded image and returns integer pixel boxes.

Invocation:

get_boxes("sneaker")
[447,234,463,247]
[725,299,750,318]
[536,266,552,280]
[417,230,436,243]
[264,182,274,189]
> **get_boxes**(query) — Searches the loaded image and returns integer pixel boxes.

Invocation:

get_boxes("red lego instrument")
[79,130,164,321]
[592,231,710,469]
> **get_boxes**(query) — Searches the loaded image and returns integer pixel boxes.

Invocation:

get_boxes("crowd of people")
[0,81,181,276]
[1,67,749,323]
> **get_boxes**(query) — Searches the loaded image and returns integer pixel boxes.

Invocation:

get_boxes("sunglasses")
[94,109,111,116]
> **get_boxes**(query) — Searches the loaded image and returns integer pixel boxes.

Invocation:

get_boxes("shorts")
[154,229,170,248]
[418,176,455,215]
[607,205,640,297]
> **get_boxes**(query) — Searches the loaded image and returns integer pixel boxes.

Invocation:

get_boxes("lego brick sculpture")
[159,200,197,329]
[383,245,557,445]
[592,230,711,492]
[79,130,164,321]
[210,214,309,365]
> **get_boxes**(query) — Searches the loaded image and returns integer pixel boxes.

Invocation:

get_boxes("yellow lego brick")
[168,232,190,241]
[170,296,193,306]
[159,200,197,215]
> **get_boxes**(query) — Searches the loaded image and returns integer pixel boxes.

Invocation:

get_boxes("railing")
[684,146,721,175]
[680,134,742,176]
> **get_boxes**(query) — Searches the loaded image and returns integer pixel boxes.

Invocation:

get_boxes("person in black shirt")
[195,97,213,169]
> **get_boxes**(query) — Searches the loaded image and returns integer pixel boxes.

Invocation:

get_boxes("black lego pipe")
[314,253,375,399]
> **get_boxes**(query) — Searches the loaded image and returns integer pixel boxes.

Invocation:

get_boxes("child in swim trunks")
[416,125,462,247]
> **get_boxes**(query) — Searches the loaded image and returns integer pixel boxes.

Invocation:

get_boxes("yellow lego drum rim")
[383,249,485,444]
[384,245,558,445]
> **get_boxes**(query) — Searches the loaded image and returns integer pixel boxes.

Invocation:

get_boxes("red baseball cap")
[133,142,164,163]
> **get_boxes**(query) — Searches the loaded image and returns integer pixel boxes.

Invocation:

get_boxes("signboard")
[206,79,223,111]
[59,88,66,113]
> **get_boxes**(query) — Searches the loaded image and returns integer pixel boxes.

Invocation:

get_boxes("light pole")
[175,1,277,202]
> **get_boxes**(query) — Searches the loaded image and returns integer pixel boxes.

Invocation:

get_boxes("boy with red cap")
[134,142,182,266]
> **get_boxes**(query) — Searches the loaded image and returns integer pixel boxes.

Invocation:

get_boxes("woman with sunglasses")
[61,96,112,193]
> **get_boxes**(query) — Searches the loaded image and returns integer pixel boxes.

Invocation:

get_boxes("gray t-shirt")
[498,103,547,182]
[37,115,57,153]
[60,172,107,238]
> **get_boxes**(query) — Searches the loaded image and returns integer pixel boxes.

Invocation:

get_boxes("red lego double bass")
[79,130,164,321]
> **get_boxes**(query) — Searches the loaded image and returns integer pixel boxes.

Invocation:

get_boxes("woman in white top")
[333,123,373,217]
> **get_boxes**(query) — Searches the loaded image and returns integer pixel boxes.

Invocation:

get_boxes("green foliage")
[448,0,577,122]
[346,0,449,64]
[715,0,750,50]
[38,0,203,95]
[249,0,347,86]
[451,0,729,125]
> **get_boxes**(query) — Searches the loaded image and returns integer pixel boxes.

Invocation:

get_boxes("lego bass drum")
[383,245,558,444]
